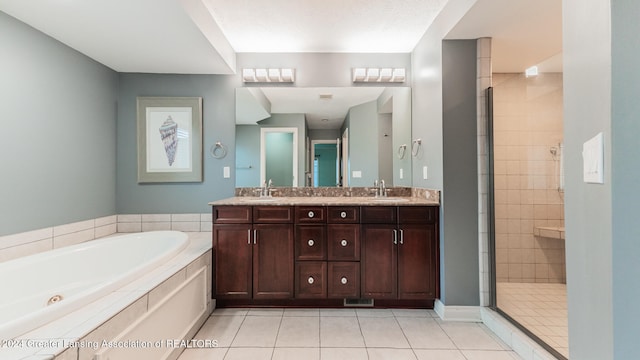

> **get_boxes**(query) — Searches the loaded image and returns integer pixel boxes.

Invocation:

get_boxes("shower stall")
[489,72,568,359]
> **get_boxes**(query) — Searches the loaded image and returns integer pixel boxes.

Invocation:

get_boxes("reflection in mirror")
[261,128,297,186]
[311,140,339,187]
[235,87,411,188]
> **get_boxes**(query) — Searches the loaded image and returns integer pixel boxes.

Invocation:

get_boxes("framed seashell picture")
[136,97,203,182]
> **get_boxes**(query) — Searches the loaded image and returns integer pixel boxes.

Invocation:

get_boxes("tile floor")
[177,308,522,360]
[497,282,568,359]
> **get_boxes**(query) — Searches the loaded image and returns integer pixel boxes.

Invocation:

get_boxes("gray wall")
[116,73,236,214]
[564,0,640,358]
[411,0,478,307]
[611,1,640,355]
[345,101,379,187]
[235,125,260,187]
[441,40,479,306]
[562,0,614,358]
[0,11,118,236]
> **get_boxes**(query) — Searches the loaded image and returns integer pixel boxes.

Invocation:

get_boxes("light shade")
[242,68,295,83]
[352,67,406,83]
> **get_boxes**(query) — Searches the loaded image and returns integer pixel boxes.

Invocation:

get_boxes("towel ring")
[210,141,227,159]
[411,139,422,157]
[397,144,407,159]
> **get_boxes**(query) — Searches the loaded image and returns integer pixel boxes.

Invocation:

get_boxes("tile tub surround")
[0,214,213,263]
[0,215,117,263]
[0,233,213,360]
[177,308,523,360]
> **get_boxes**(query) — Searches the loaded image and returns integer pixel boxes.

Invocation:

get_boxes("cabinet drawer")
[253,206,293,223]
[328,262,360,299]
[295,262,327,298]
[295,206,326,223]
[327,225,360,261]
[295,225,326,261]
[327,207,360,223]
[361,206,397,224]
[398,206,438,224]
[213,206,252,223]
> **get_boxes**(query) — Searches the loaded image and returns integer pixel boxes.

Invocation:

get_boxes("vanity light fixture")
[242,68,295,83]
[352,67,405,83]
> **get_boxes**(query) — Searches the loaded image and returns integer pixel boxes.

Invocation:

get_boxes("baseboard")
[434,299,482,322]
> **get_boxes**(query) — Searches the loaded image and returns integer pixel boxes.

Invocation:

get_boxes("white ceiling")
[264,87,387,130]
[0,0,562,74]
[204,0,448,53]
[446,0,563,72]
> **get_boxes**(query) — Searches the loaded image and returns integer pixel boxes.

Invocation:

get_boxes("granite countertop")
[208,196,439,206]
[209,187,440,206]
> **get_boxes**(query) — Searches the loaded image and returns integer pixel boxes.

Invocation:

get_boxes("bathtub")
[0,231,210,359]
[0,231,189,341]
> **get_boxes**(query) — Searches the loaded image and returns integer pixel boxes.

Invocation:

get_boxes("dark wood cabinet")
[361,206,438,301]
[213,203,438,306]
[328,261,360,298]
[213,224,252,299]
[295,261,327,298]
[213,206,293,300]
[253,223,294,299]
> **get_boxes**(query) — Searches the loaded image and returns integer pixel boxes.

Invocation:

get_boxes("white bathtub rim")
[0,231,190,344]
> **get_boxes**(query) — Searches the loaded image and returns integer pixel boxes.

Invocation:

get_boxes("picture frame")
[137,97,203,183]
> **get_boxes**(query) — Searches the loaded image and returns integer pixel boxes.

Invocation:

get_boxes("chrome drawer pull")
[308,239,315,247]
[247,229,251,245]
[340,211,347,218]
[341,277,348,285]
[393,229,398,245]
[340,239,348,247]
[308,277,314,284]
[308,211,315,218]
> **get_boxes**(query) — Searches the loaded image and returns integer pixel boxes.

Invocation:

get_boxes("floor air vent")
[344,298,374,307]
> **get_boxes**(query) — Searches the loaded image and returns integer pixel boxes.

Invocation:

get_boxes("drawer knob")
[340,211,347,219]
[341,277,348,285]
[308,211,315,218]
[341,239,348,247]
[308,239,315,247]
[308,276,315,284]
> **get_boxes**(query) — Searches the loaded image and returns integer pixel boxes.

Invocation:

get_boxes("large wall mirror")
[235,87,412,188]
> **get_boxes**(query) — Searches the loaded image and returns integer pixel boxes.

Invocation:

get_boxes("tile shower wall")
[493,73,565,284]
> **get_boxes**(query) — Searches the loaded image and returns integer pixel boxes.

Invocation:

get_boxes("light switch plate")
[399,168,404,179]
[423,166,428,180]
[582,132,604,184]
[223,166,230,178]
[352,170,362,178]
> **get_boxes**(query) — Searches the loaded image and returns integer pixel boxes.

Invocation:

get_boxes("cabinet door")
[397,224,437,299]
[361,224,397,299]
[328,262,360,298]
[295,261,327,298]
[213,224,252,299]
[295,225,326,261]
[327,224,360,261]
[253,224,294,299]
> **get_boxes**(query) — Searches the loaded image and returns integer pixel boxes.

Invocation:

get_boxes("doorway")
[311,140,339,187]
[260,127,298,186]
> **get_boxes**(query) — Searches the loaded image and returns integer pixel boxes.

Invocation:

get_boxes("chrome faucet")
[255,179,272,197]
[373,179,386,197]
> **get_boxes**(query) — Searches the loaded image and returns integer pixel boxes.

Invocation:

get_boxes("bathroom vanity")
[209,190,439,308]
